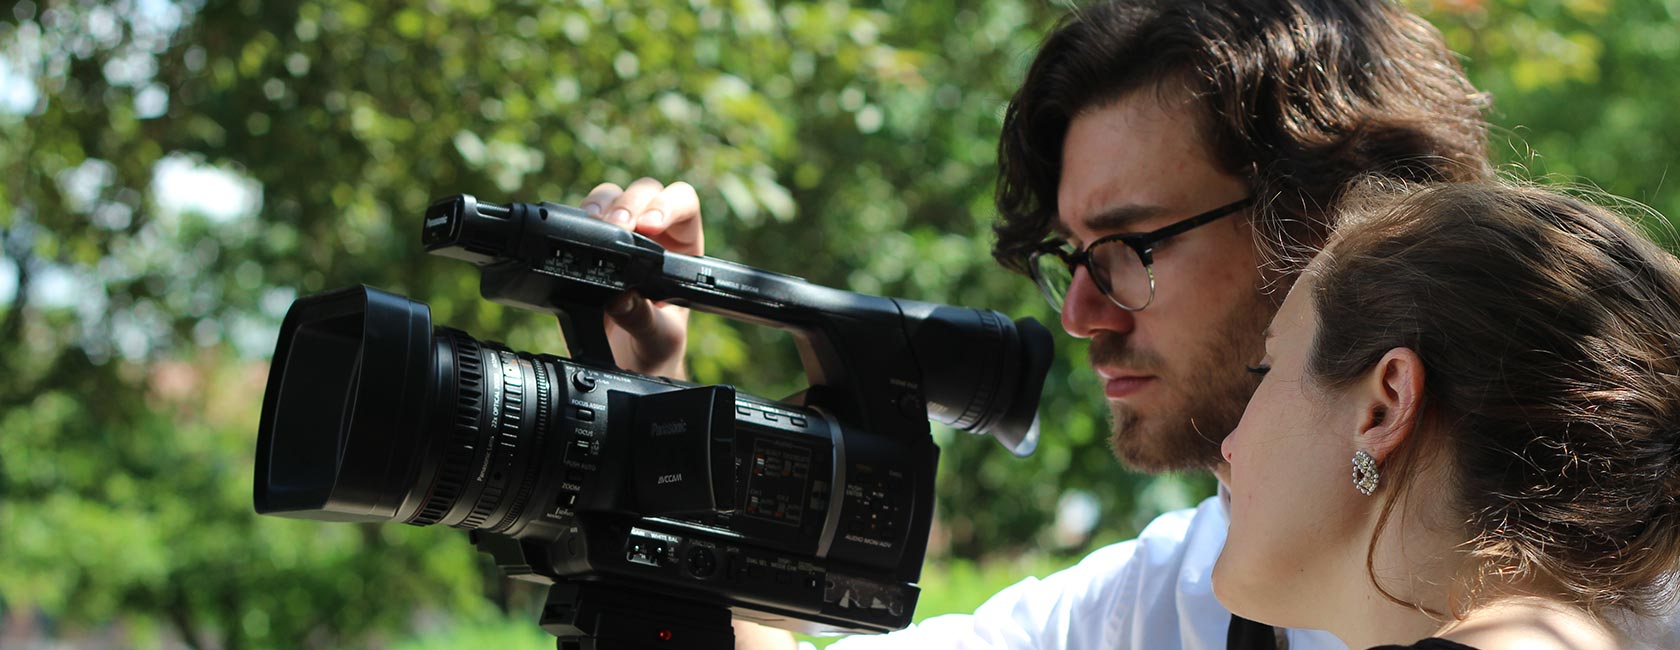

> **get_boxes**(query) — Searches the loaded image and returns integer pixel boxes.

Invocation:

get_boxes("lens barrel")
[407,330,555,532]
[255,285,553,532]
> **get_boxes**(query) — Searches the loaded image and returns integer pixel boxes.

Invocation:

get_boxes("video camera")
[253,194,1053,648]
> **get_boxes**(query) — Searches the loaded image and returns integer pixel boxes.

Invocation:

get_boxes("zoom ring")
[490,356,550,534]
[460,350,524,530]
[410,333,483,526]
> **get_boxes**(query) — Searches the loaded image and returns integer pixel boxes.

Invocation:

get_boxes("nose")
[1060,264,1136,339]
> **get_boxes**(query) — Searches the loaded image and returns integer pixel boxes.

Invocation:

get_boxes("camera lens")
[255,285,553,533]
[406,331,554,532]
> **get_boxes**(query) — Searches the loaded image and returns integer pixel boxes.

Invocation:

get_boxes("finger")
[603,292,688,378]
[638,181,704,255]
[603,177,666,230]
[580,182,625,219]
[606,290,660,339]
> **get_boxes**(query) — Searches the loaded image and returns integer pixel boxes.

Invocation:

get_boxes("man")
[582,1,1490,648]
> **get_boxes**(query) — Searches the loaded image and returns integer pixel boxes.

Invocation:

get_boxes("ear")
[1352,347,1425,464]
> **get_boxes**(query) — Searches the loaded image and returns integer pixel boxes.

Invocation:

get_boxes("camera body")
[467,345,934,634]
[255,195,1051,637]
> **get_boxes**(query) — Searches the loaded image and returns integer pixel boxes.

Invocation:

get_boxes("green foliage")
[2,0,1679,646]
[1425,0,1680,249]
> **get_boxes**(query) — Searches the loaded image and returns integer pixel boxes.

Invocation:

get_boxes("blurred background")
[2,0,1678,647]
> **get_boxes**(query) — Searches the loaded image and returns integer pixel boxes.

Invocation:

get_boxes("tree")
[3,0,1678,646]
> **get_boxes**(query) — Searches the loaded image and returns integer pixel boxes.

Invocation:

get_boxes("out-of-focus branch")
[0,226,32,404]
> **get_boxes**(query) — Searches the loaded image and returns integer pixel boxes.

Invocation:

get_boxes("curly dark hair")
[993,0,1492,272]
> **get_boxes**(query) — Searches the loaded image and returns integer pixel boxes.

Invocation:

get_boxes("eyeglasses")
[1028,197,1253,312]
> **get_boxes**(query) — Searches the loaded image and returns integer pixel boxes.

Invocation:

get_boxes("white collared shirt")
[827,491,1680,649]
[828,493,1344,650]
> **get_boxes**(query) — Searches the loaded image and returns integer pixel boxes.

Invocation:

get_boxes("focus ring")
[410,333,483,527]
[461,350,524,530]
[490,356,550,533]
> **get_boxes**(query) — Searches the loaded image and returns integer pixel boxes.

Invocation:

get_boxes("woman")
[1214,182,1680,649]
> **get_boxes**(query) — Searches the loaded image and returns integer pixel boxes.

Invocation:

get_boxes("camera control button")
[896,392,923,418]
[574,406,595,421]
[685,547,717,578]
[571,371,597,393]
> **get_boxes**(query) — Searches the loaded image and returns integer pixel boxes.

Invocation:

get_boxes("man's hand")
[733,620,799,649]
[578,178,704,380]
[581,182,799,649]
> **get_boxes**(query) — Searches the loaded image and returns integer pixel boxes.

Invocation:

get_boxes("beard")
[1099,292,1274,474]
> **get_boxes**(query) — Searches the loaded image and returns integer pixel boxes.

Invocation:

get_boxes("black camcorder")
[254,194,1052,648]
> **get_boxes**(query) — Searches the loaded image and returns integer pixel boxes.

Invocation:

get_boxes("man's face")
[1054,89,1275,474]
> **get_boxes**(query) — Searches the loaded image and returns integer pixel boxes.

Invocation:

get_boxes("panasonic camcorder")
[253,194,1052,648]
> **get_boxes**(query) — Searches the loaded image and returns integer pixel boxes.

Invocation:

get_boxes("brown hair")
[1308,181,1680,616]
[993,0,1492,272]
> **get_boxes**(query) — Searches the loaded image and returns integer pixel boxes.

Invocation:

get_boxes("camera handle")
[471,262,621,370]
[552,301,615,369]
[539,581,734,650]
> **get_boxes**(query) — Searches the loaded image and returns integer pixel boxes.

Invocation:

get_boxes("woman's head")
[1214,181,1680,629]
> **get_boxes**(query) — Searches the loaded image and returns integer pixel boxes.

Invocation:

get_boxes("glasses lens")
[1029,250,1072,312]
[1090,242,1151,309]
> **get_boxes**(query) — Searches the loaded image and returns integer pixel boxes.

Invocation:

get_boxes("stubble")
[1100,291,1274,474]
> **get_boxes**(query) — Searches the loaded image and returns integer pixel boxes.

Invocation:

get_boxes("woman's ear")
[1354,347,1425,463]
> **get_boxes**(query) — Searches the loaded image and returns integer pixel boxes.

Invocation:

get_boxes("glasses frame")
[1029,196,1253,312]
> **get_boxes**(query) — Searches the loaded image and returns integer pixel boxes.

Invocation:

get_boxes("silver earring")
[1352,450,1380,496]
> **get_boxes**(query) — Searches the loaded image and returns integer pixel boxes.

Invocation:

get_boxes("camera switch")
[685,547,718,578]
[571,371,597,393]
[895,393,923,418]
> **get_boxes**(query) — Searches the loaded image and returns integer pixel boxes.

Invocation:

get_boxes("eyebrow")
[1052,204,1171,239]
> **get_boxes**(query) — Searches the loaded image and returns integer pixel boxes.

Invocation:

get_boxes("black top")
[1368,639,1480,650]
[1223,615,1480,650]
[1226,614,1278,650]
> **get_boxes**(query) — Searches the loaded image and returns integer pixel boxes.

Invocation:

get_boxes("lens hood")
[254,285,434,521]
